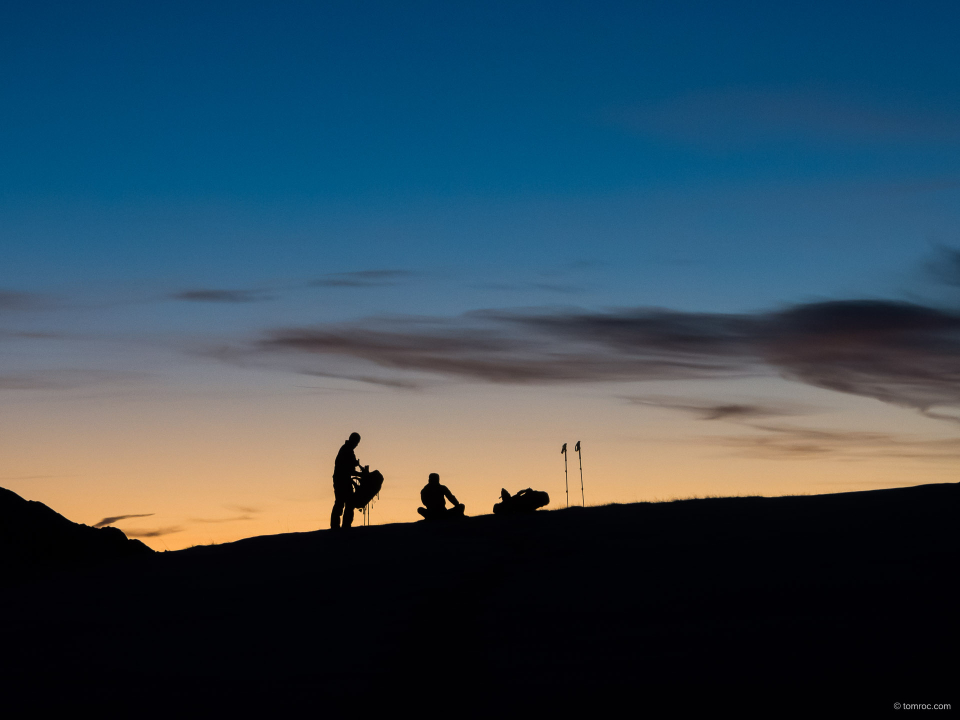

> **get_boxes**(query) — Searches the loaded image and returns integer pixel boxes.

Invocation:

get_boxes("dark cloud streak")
[173,289,276,303]
[189,515,254,524]
[300,369,422,390]
[0,375,68,390]
[0,290,47,311]
[709,424,960,461]
[614,89,960,148]
[252,299,960,420]
[0,370,150,392]
[925,246,960,287]
[225,504,260,514]
[621,396,807,421]
[93,513,154,528]
[122,526,184,538]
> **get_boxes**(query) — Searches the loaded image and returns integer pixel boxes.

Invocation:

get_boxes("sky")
[2,0,960,549]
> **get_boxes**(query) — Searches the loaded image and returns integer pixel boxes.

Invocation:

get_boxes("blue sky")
[3,1,959,199]
[3,1,959,313]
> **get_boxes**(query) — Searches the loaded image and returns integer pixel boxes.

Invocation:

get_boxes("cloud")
[122,526,184,538]
[612,88,960,148]
[173,289,276,303]
[925,246,960,287]
[224,504,260,514]
[709,424,960,461]
[310,270,415,288]
[257,316,736,384]
[2,331,63,339]
[0,290,50,311]
[300,369,422,390]
[187,503,262,524]
[93,513,155,528]
[0,369,149,392]
[754,301,960,415]
[621,396,807,421]
[619,396,960,462]
[189,515,254,524]
[249,299,960,420]
[0,375,68,390]
[892,178,960,195]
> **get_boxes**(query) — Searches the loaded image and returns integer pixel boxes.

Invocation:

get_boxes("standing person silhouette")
[417,473,465,520]
[331,432,361,530]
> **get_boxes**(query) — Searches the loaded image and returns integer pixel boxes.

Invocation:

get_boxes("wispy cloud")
[300,369,422,390]
[621,396,809,421]
[122,526,184,537]
[0,370,149,392]
[925,245,960,287]
[612,88,960,148]
[310,270,415,288]
[245,299,960,421]
[617,395,957,463]
[188,503,263,524]
[0,331,63,340]
[93,513,154,528]
[189,515,254,524]
[172,289,277,303]
[709,424,960,461]
[0,290,51,311]
[0,375,69,390]
[224,504,261,514]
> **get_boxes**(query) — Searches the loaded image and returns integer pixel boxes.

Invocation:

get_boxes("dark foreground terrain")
[2,484,957,713]
[1,487,151,577]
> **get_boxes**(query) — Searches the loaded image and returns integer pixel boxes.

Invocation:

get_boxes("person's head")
[348,432,361,448]
[428,472,440,485]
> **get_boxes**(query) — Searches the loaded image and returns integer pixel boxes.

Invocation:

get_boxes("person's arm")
[444,486,459,507]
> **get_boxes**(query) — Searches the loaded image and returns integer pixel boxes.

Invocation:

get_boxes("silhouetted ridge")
[0,486,152,581]
[1,483,955,712]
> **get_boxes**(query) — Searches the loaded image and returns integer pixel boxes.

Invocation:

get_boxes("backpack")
[493,488,549,514]
[351,467,384,509]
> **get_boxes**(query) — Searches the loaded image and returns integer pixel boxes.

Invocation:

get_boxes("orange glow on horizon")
[2,376,956,551]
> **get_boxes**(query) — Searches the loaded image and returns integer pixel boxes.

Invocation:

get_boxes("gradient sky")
[3,1,960,549]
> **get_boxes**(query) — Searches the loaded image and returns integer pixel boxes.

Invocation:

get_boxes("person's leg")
[342,503,354,528]
[331,498,344,529]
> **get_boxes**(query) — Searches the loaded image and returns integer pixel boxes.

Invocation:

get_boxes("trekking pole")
[561,443,568,507]
[575,440,584,506]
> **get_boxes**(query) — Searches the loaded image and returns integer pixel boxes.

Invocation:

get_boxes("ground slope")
[1,483,956,712]
[0,486,151,581]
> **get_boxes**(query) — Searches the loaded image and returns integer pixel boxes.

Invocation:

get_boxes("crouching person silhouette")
[417,473,465,521]
[331,432,362,530]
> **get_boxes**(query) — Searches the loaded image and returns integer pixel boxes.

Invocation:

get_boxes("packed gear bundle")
[493,488,549,514]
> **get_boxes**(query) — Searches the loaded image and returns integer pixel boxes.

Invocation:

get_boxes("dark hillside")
[1,483,956,713]
[0,487,152,580]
